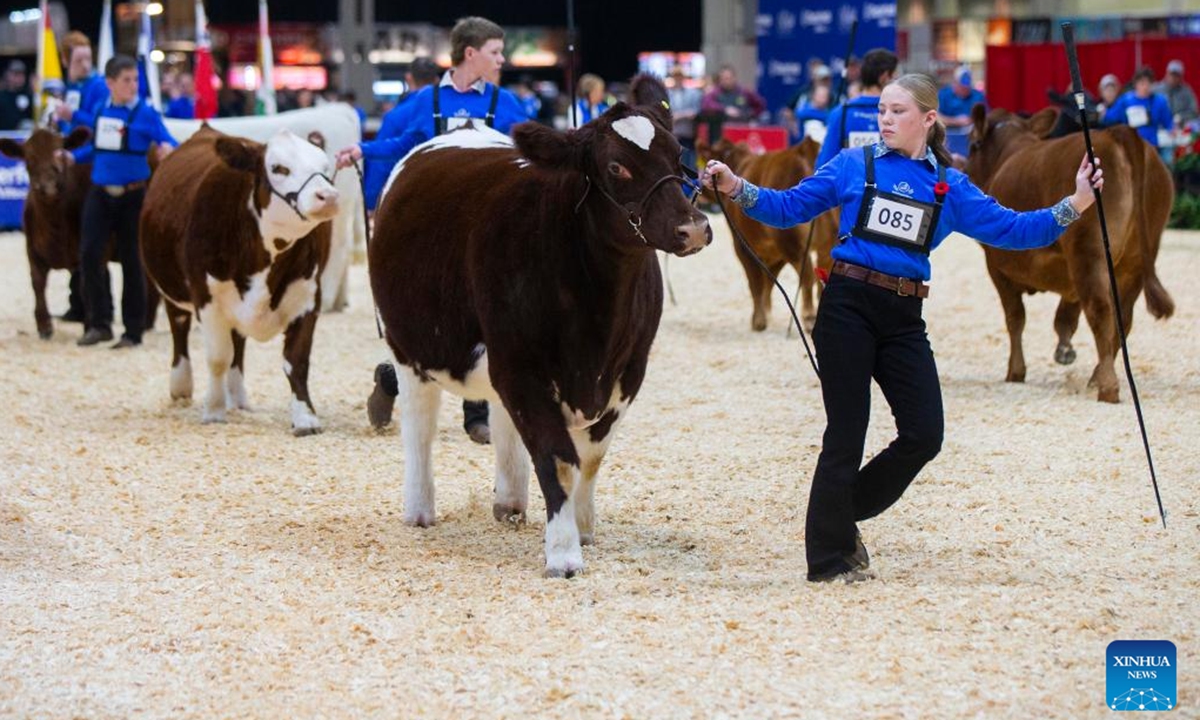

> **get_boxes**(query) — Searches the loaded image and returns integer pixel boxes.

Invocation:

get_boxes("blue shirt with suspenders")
[1103,92,1172,146]
[360,71,528,180]
[60,73,109,133]
[731,142,1080,282]
[72,99,178,186]
[817,94,882,169]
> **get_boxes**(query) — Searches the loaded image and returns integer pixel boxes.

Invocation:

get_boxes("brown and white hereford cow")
[140,126,339,433]
[371,75,711,577]
[697,136,838,332]
[966,106,1174,402]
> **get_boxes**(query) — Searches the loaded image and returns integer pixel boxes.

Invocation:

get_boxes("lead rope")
[349,159,384,340]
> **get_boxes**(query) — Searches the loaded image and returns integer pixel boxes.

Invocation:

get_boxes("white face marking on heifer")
[205,269,318,343]
[612,116,656,151]
[255,130,340,255]
[383,124,515,201]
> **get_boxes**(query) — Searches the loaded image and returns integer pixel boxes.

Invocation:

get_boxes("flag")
[137,7,162,109]
[256,0,277,115]
[97,0,114,70]
[194,0,218,119]
[35,0,64,119]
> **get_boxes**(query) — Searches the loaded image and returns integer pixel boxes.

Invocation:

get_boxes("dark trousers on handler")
[807,274,944,580]
[81,186,146,343]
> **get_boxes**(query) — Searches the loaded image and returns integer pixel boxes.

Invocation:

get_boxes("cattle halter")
[1063,21,1166,528]
[268,170,334,222]
[576,164,701,245]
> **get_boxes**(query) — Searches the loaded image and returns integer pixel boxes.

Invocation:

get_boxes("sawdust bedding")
[0,224,1197,718]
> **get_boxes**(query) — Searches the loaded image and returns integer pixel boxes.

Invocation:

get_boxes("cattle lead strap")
[352,159,385,339]
[1062,21,1166,528]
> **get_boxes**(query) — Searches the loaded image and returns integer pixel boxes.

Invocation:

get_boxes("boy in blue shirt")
[70,55,177,348]
[817,48,898,169]
[1104,66,1173,147]
[703,74,1104,583]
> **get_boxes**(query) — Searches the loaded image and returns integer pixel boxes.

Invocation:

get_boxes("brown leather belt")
[101,181,147,197]
[831,260,930,298]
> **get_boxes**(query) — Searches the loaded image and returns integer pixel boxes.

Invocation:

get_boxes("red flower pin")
[815,267,830,283]
[934,181,950,197]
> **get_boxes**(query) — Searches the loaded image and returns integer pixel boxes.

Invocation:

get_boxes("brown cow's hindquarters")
[806,275,944,581]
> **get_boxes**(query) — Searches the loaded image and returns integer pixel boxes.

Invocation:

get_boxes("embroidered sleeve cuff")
[731,179,760,209]
[1051,196,1081,227]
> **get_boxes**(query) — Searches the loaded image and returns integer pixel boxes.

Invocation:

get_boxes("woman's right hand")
[701,160,742,196]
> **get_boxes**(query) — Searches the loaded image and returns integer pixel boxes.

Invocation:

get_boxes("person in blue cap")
[68,55,177,348]
[339,16,529,445]
[1104,66,1173,148]
[937,65,986,133]
[701,73,1104,583]
[816,48,899,169]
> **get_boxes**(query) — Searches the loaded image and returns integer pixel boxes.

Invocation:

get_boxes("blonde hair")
[578,73,604,100]
[890,73,954,167]
[61,30,91,67]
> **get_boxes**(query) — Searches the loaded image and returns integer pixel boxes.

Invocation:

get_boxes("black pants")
[806,274,944,580]
[68,266,112,323]
[81,186,146,341]
[462,400,489,430]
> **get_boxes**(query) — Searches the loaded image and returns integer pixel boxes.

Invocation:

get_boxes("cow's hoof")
[1054,345,1077,365]
[37,329,52,340]
[292,425,323,437]
[751,317,767,332]
[579,532,595,546]
[404,511,436,528]
[201,411,227,424]
[1005,370,1026,383]
[544,566,583,579]
[493,504,527,525]
[1097,387,1120,404]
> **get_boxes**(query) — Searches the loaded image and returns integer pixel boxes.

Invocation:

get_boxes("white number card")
[95,116,126,151]
[865,196,925,244]
[848,131,881,148]
[1125,104,1149,128]
[65,90,81,112]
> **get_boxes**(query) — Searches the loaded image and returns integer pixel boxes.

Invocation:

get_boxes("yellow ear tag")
[662,100,671,110]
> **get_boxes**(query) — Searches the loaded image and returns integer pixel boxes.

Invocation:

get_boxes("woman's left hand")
[1070,153,1103,213]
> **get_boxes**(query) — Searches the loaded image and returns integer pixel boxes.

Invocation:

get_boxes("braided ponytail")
[892,73,954,167]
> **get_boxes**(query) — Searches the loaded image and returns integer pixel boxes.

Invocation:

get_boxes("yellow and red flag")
[35,0,64,120]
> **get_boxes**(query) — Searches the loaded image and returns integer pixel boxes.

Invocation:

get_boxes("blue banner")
[757,0,897,115]
[0,132,30,231]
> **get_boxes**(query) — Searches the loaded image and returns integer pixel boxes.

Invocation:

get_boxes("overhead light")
[146,2,164,15]
[8,8,42,23]
[150,49,165,63]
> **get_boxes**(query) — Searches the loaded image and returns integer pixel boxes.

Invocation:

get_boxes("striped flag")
[35,0,64,120]
[137,6,162,109]
[194,0,218,119]
[97,0,114,70]
[256,0,277,115]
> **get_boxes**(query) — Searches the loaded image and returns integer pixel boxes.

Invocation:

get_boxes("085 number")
[877,207,914,233]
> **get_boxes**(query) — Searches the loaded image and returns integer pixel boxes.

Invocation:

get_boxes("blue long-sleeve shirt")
[732,143,1078,281]
[61,73,109,133]
[73,100,178,185]
[362,92,420,210]
[1103,92,1172,146]
[817,95,881,169]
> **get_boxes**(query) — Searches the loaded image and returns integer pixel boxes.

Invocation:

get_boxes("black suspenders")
[433,82,500,137]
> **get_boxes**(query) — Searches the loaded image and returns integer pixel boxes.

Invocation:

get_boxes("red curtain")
[985,37,1200,114]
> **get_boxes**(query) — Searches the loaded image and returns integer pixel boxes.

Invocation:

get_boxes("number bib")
[95,116,127,151]
[847,131,880,148]
[65,89,82,112]
[1125,104,1149,128]
[851,146,946,255]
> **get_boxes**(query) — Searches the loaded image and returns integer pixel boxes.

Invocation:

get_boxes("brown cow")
[140,126,339,434]
[371,75,710,577]
[697,136,838,332]
[965,106,1174,402]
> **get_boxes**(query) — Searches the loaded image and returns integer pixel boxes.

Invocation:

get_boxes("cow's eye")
[607,162,629,179]
[271,164,291,176]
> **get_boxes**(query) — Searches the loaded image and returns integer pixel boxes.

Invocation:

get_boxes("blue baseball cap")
[955,66,972,86]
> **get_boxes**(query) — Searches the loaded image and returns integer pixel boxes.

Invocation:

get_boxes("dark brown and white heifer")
[140,126,339,434]
[0,128,93,339]
[371,75,711,577]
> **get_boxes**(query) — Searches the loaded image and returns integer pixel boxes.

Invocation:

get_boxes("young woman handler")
[701,74,1104,583]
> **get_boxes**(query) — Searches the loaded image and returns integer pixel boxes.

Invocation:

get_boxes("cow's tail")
[1111,126,1175,319]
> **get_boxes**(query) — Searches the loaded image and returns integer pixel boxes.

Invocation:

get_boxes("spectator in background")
[55,32,109,133]
[1096,74,1121,117]
[667,64,703,169]
[937,65,986,133]
[791,83,831,145]
[165,72,196,119]
[512,74,542,120]
[296,89,315,109]
[818,48,899,169]
[572,73,609,127]
[1157,60,1198,127]
[0,60,34,130]
[340,90,367,125]
[702,65,767,124]
[1104,66,1172,147]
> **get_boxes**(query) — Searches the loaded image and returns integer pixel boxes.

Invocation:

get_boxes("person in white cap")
[1157,59,1198,127]
[1097,73,1121,116]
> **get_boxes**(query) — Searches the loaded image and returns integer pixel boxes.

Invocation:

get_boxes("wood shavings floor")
[0,224,1196,718]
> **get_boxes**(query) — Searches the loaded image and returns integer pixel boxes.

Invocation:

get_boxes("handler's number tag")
[1125,104,1149,128]
[65,90,81,112]
[848,131,880,148]
[865,196,926,244]
[95,116,126,151]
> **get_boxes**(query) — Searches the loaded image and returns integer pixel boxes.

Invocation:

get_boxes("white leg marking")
[544,489,584,578]
[169,356,193,400]
[572,429,614,546]
[290,393,321,435]
[225,367,251,411]
[490,403,530,523]
[398,366,441,527]
[198,306,233,424]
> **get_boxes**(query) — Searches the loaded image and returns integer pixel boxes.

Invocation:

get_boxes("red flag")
[193,0,218,119]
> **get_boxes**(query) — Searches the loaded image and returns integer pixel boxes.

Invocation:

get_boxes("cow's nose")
[315,187,340,205]
[675,217,711,255]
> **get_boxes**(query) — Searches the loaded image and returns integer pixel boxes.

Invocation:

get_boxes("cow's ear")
[0,139,23,160]
[629,74,673,129]
[63,126,91,151]
[796,136,820,165]
[514,121,577,168]
[970,102,989,142]
[214,137,264,174]
[1028,107,1059,138]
